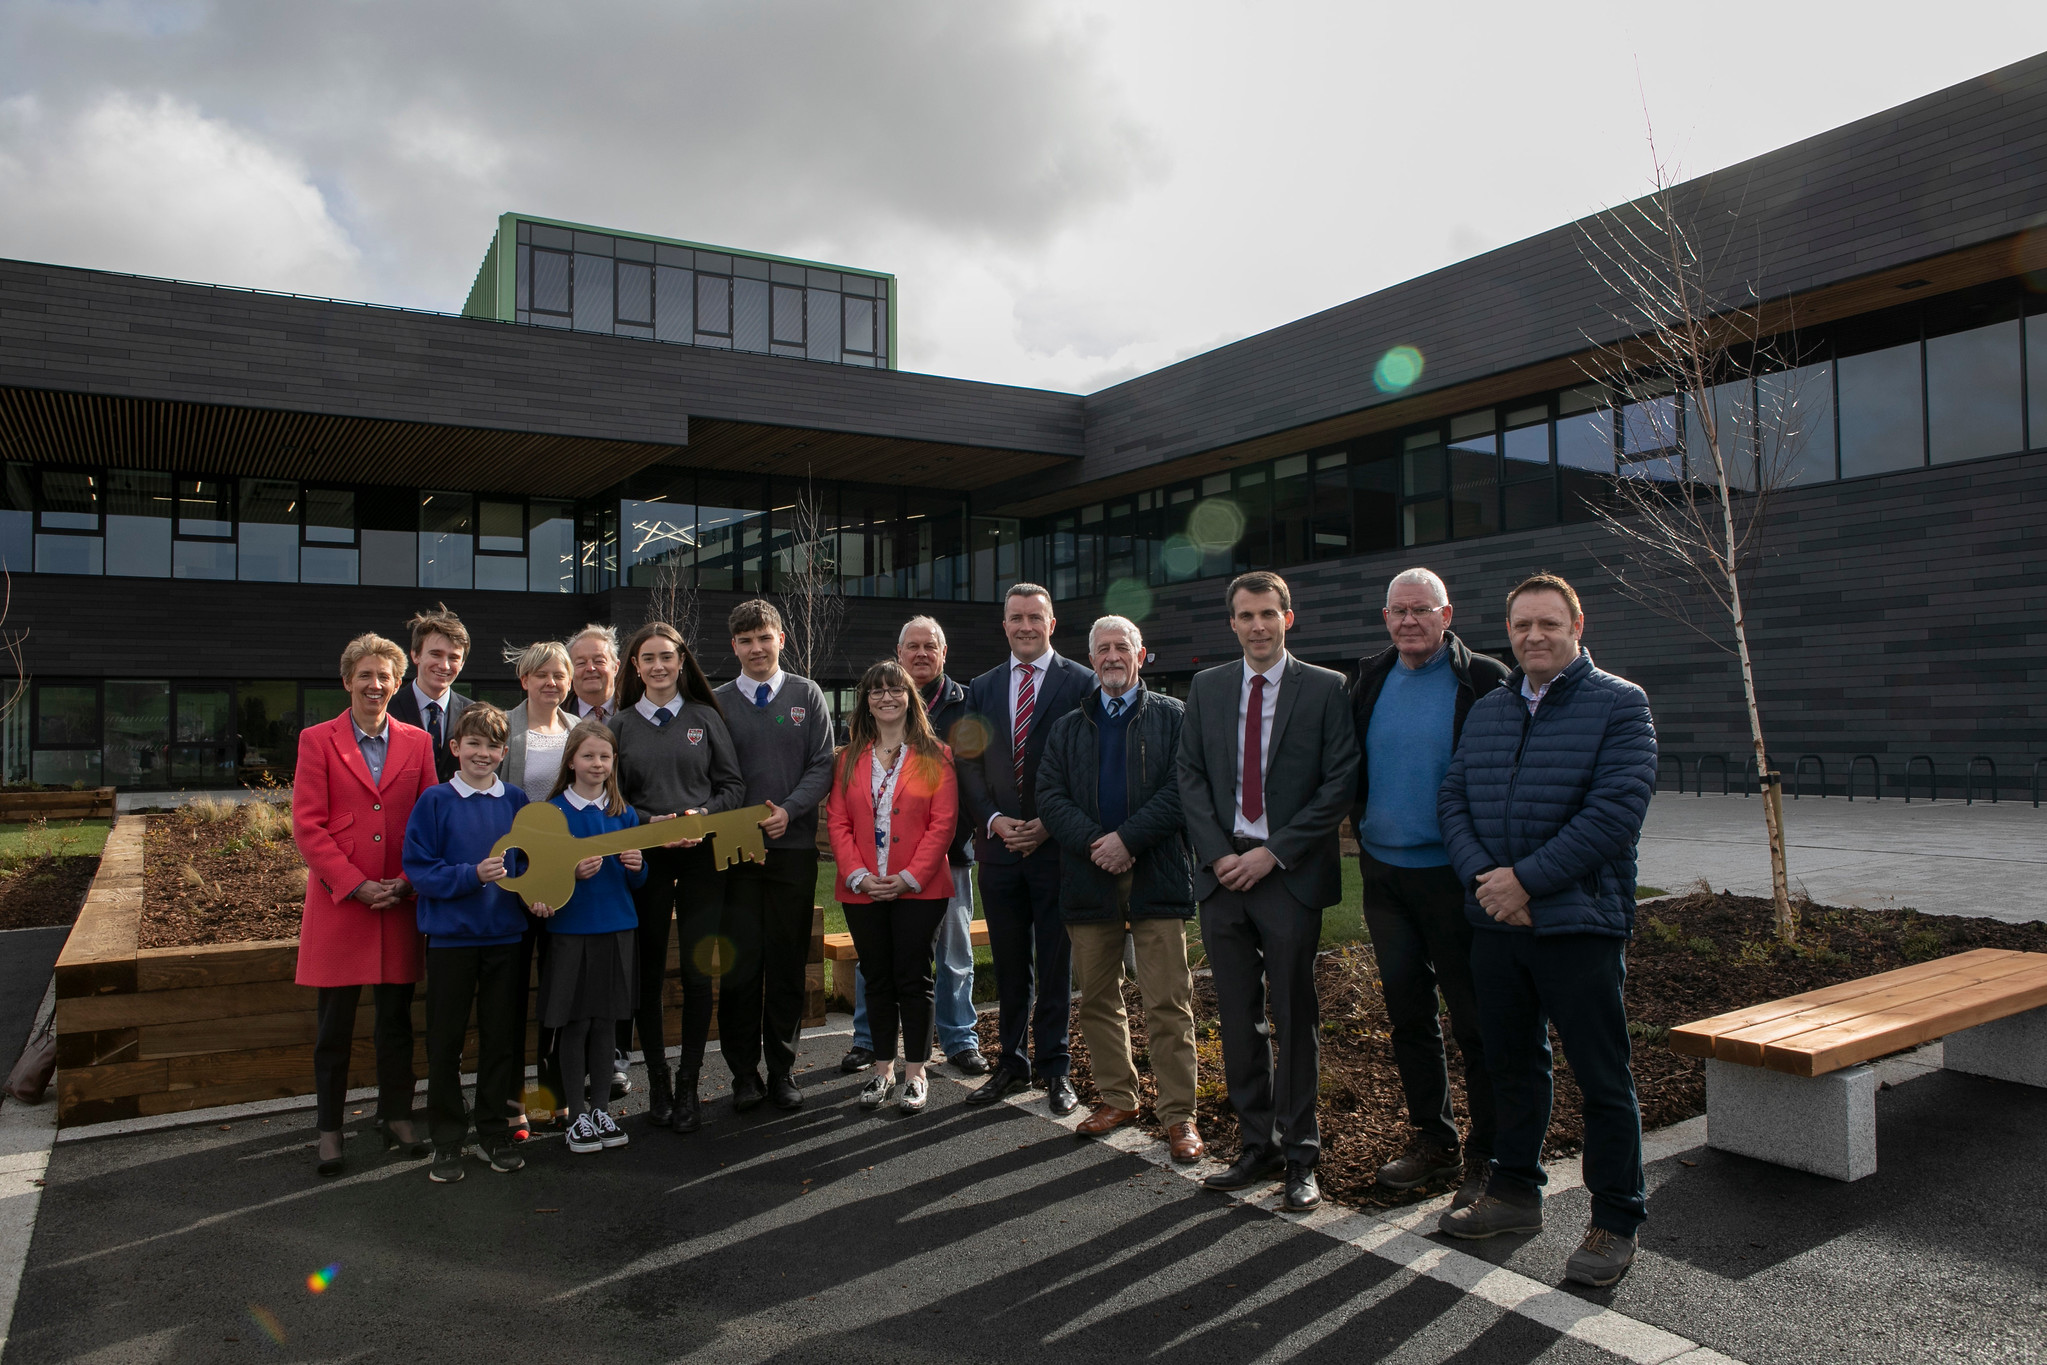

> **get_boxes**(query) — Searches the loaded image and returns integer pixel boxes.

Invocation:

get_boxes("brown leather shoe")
[1075,1104,1139,1137]
[1167,1121,1206,1164]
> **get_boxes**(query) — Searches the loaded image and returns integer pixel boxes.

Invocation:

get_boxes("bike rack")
[1847,754,1881,801]
[1660,753,1688,795]
[1966,755,1998,805]
[1905,755,1937,803]
[2035,757,2047,809]
[1697,753,1731,796]
[1792,754,1828,799]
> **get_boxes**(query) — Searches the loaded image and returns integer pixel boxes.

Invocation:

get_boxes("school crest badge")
[789,707,806,725]
[686,728,705,745]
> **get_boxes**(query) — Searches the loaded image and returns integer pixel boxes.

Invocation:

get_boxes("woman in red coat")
[293,633,438,1175]
[826,659,958,1117]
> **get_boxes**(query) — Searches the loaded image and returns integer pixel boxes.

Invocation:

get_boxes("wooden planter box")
[52,816,826,1127]
[0,787,116,823]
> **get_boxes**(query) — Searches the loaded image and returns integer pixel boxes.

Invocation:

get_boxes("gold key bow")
[490,801,773,911]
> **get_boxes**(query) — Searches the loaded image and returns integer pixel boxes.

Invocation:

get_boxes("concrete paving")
[1638,794,2047,923]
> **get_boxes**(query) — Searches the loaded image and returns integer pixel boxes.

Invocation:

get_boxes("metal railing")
[1966,755,1998,805]
[1697,753,1732,796]
[1791,754,1828,799]
[1905,755,1937,803]
[1847,754,1881,801]
[2035,757,2047,809]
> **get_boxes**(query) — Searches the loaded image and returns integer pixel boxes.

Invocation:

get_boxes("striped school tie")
[1012,663,1035,787]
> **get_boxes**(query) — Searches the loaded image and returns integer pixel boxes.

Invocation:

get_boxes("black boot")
[670,1070,701,1134]
[646,1061,675,1128]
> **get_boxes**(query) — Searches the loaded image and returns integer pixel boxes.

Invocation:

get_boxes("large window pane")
[806,290,841,362]
[531,248,571,314]
[529,501,576,592]
[615,261,653,327]
[1926,318,2022,464]
[173,540,235,580]
[654,266,693,343]
[235,680,301,783]
[622,497,696,588]
[35,535,101,574]
[1447,413,1498,538]
[105,469,171,577]
[1502,406,1556,531]
[39,469,99,531]
[176,479,232,537]
[238,477,299,582]
[31,750,99,787]
[418,491,473,590]
[172,686,234,787]
[305,488,354,543]
[1698,380,1756,490]
[572,252,613,332]
[1620,393,1682,482]
[1758,361,1835,486]
[104,680,168,788]
[772,286,804,345]
[734,278,770,352]
[36,684,97,744]
[1,464,30,573]
[1270,455,1311,564]
[1309,453,1351,560]
[970,516,1019,601]
[696,274,731,339]
[1351,452,1400,554]
[478,500,523,552]
[843,295,875,355]
[2030,313,2047,448]
[1233,468,1269,570]
[1839,341,1923,476]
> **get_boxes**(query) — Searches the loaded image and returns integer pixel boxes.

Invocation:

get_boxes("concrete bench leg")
[1706,1059,1878,1181]
[1943,1006,2047,1087]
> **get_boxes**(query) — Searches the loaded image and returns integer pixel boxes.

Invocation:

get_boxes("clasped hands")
[351,877,409,910]
[989,814,1047,856]
[1474,866,1532,926]
[1212,846,1278,892]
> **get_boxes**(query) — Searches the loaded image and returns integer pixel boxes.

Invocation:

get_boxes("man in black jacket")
[1036,616,1204,1165]
[1350,567,1509,1208]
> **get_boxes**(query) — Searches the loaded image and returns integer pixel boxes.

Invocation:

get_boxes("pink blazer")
[826,743,957,904]
[292,712,438,988]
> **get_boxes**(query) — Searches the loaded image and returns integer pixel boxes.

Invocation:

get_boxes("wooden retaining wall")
[0,787,116,823]
[53,816,826,1127]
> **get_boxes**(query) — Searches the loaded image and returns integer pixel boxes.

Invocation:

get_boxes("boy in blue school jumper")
[403,701,531,1182]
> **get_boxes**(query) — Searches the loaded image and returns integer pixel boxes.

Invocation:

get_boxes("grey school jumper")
[607,700,747,821]
[711,674,836,851]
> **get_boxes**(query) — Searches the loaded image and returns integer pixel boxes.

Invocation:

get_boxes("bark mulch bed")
[976,891,2047,1213]
[140,801,308,949]
[0,855,100,930]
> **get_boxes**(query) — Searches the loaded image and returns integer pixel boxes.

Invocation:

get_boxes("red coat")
[826,743,957,903]
[292,712,437,988]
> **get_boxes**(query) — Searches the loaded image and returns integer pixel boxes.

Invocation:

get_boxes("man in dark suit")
[1178,571,1358,1212]
[958,583,1095,1114]
[386,604,472,783]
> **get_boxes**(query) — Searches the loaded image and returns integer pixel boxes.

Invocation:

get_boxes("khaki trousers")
[1067,881,1198,1126]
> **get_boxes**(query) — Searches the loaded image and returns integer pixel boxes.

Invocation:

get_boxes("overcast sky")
[2,2,2042,395]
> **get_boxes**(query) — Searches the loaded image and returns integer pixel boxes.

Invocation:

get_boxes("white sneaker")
[896,1076,928,1113]
[594,1107,629,1149]
[859,1073,897,1110]
[565,1113,602,1155]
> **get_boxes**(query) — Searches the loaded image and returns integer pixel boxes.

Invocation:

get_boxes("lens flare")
[1374,345,1424,393]
[1186,498,1245,552]
[1102,577,1154,622]
[694,934,738,978]
[305,1263,341,1294]
[522,1084,557,1116]
[946,714,990,760]
[248,1304,287,1344]
[1160,534,1202,578]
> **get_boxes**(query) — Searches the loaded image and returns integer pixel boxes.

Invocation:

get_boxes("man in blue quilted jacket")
[1435,572,1657,1288]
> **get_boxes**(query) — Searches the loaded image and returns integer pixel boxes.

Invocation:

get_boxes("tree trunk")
[1727,566,1795,941]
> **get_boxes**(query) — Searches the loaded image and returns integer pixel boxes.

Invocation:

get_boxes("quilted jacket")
[1035,685,1195,922]
[1437,651,1657,938]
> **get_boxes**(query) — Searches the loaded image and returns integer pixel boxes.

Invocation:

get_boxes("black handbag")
[5,1010,56,1105]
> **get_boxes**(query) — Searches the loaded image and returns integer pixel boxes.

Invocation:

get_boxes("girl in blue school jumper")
[535,719,649,1154]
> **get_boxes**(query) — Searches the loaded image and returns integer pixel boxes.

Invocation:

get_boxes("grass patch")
[0,817,112,868]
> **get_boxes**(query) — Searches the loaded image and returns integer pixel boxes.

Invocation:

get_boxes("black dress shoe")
[1284,1162,1321,1212]
[1202,1150,1286,1192]
[840,1047,875,1074]
[768,1072,803,1110]
[670,1072,702,1134]
[1043,1075,1078,1117]
[964,1069,1027,1106]
[948,1049,991,1076]
[732,1072,766,1113]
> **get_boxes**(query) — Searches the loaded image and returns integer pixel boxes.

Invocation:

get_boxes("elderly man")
[1349,568,1507,1206]
[1437,572,1657,1288]
[1036,615,1203,1164]
[841,616,990,1077]
[566,624,621,722]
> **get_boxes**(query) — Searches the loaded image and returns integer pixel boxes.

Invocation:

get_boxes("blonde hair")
[505,639,572,680]
[339,633,407,684]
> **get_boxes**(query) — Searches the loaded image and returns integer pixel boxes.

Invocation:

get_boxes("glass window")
[1557,388,1615,523]
[1270,454,1312,564]
[235,680,301,784]
[1926,317,2022,464]
[622,496,696,588]
[1620,391,1682,482]
[1839,342,1924,476]
[238,477,299,583]
[1351,450,1400,554]
[530,248,570,315]
[843,295,876,355]
[1309,452,1351,560]
[103,679,168,789]
[1757,361,1836,486]
[734,278,770,352]
[572,252,613,333]
[970,516,1019,601]
[654,266,693,343]
[478,500,523,552]
[176,479,232,537]
[418,491,474,590]
[36,684,97,744]
[696,274,731,339]
[303,687,348,726]
[173,686,235,787]
[39,469,100,531]
[1697,379,1756,490]
[0,464,29,575]
[105,469,172,578]
[1448,418,1499,538]
[31,749,99,787]
[1502,406,1555,531]
[35,534,101,575]
[1402,431,1445,496]
[301,487,357,584]
[1403,499,1447,546]
[806,290,841,362]
[772,286,804,345]
[1233,467,1270,570]
[174,539,235,580]
[615,260,653,327]
[2029,312,2047,449]
[529,500,576,592]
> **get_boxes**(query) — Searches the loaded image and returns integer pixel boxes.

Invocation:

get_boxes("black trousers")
[1200,875,1323,1167]
[511,922,564,1113]
[718,849,818,1080]
[311,982,415,1132]
[1359,852,1495,1160]
[979,853,1071,1079]
[1472,929,1646,1235]
[617,844,726,1076]
[843,898,948,1065]
[425,943,521,1151]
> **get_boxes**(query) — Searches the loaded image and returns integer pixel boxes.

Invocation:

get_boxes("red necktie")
[1012,664,1036,787]
[1243,674,1266,824]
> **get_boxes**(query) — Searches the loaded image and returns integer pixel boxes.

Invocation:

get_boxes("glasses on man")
[869,686,910,698]
[1384,606,1444,622]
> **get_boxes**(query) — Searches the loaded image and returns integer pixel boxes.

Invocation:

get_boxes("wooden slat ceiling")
[661,418,1070,489]
[988,231,2044,517]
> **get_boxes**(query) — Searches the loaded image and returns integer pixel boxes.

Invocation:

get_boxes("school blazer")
[292,713,438,988]
[388,686,470,783]
[825,743,959,904]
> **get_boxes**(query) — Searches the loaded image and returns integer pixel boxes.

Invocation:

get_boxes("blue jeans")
[852,866,978,1056]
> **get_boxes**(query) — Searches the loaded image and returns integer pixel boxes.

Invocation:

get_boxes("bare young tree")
[775,478,844,685]
[643,548,701,654]
[1576,147,1822,942]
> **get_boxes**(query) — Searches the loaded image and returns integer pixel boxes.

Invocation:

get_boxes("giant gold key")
[490,802,773,912]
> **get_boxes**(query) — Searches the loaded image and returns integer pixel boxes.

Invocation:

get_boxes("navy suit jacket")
[958,652,1095,866]
[388,686,471,784]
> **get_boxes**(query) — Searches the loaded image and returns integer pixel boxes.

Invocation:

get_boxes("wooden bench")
[1671,947,2047,1180]
[824,920,990,1010]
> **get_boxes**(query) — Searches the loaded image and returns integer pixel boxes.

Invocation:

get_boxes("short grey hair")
[1385,567,1449,608]
[897,615,948,650]
[1088,615,1145,655]
[566,623,619,659]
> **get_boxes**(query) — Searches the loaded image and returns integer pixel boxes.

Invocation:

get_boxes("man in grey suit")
[1177,571,1359,1212]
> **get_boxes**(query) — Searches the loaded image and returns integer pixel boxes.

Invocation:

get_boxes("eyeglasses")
[1384,606,1444,622]
[869,686,909,699]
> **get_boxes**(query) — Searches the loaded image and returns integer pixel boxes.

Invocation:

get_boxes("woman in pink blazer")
[293,633,438,1175]
[826,659,958,1116]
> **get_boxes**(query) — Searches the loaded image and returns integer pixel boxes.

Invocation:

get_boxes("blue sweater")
[1361,648,1458,867]
[402,780,532,948]
[1095,692,1135,831]
[546,796,649,935]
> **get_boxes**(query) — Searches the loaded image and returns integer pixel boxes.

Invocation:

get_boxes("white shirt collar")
[562,788,605,810]
[412,681,453,715]
[742,669,786,702]
[574,695,612,717]
[1010,651,1053,674]
[450,774,505,798]
[635,694,681,723]
[1521,674,1555,702]
[1243,653,1287,686]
